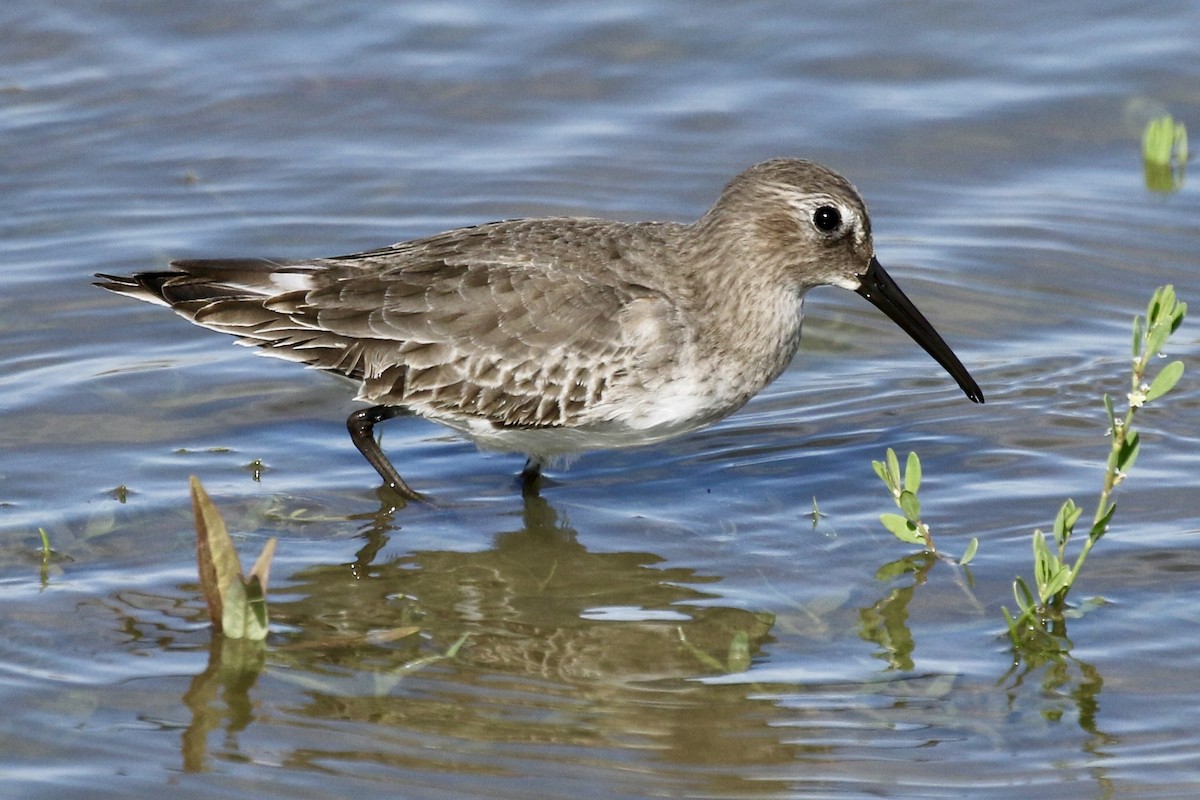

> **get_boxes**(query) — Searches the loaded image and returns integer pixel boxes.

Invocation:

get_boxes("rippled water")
[3,1,1200,797]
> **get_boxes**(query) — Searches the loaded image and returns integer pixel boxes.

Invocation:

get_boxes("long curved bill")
[854,257,984,403]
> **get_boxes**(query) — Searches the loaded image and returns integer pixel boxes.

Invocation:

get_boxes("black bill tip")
[854,257,984,404]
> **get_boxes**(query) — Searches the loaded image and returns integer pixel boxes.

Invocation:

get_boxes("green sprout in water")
[873,448,978,565]
[38,527,53,586]
[1005,285,1186,651]
[191,476,277,641]
[1144,114,1188,166]
[809,495,825,528]
[1143,114,1188,192]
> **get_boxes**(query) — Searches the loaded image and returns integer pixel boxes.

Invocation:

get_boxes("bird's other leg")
[519,457,543,497]
[346,405,425,502]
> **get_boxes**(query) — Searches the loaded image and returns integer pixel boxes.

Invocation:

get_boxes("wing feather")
[99,219,690,428]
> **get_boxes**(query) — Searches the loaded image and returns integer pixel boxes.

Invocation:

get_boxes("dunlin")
[97,158,983,500]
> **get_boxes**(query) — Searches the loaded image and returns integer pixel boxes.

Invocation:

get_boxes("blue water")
[3,1,1200,797]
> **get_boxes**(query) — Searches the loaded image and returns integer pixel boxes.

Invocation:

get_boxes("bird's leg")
[519,457,543,497]
[346,405,425,502]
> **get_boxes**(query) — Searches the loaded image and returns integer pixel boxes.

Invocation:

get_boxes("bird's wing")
[106,220,686,428]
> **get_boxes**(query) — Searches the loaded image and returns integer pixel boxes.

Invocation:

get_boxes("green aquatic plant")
[1143,114,1188,192]
[872,448,977,565]
[190,476,277,641]
[870,286,1185,655]
[1005,284,1186,649]
[1143,114,1188,167]
[38,527,53,586]
[808,495,826,528]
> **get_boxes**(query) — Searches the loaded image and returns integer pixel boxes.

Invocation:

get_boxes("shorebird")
[97,158,983,500]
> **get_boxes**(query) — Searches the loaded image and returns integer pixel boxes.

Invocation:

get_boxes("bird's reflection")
[279,490,775,684]
[180,489,776,774]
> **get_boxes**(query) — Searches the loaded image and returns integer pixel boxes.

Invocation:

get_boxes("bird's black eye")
[812,205,842,233]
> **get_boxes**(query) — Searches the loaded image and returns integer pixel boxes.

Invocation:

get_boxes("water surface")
[2,2,1200,797]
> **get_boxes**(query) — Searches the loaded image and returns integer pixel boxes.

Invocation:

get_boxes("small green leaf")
[880,513,924,545]
[1143,115,1186,165]
[1142,118,1187,188]
[1146,321,1172,361]
[959,537,979,566]
[904,451,922,495]
[1149,284,1177,326]
[1117,430,1141,475]
[1145,360,1184,402]
[1170,300,1187,334]
[1041,562,1074,600]
[1002,605,1019,638]
[1090,502,1117,539]
[1012,576,1036,613]
[1147,287,1164,324]
[871,459,890,489]
[1104,393,1117,436]
[886,448,901,489]
[239,538,278,642]
[1052,499,1081,549]
[1031,531,1047,580]
[442,632,470,659]
[898,490,921,522]
[1032,530,1066,597]
[248,536,277,593]
[1132,314,1144,359]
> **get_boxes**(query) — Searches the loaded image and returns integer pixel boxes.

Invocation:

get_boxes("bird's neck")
[678,220,805,399]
